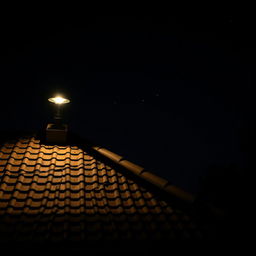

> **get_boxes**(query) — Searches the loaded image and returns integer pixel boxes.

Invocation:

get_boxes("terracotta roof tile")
[0,136,204,242]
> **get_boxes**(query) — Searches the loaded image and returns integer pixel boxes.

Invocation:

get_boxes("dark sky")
[0,16,254,194]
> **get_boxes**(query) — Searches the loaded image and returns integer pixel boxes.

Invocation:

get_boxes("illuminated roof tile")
[0,136,205,244]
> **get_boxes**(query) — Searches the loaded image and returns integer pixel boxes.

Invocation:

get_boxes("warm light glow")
[48,96,70,105]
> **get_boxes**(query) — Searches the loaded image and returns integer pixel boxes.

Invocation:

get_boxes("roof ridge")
[92,146,195,204]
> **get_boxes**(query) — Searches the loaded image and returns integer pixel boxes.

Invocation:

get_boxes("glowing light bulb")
[48,96,70,105]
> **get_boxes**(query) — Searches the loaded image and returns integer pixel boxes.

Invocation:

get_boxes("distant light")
[48,96,70,105]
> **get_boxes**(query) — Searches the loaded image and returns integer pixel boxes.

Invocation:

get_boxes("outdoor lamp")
[46,95,70,144]
[48,95,70,128]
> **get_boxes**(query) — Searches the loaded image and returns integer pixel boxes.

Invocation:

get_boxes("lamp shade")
[48,96,70,105]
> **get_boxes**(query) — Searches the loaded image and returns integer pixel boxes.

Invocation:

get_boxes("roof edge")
[92,146,195,204]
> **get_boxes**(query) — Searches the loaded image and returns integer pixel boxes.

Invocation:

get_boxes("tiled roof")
[0,136,204,244]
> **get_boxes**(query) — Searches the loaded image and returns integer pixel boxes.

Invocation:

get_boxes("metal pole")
[54,105,62,127]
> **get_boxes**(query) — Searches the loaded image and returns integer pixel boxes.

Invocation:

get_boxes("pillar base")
[46,123,68,144]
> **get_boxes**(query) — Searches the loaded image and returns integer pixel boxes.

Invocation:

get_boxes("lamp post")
[48,96,70,128]
[46,95,70,144]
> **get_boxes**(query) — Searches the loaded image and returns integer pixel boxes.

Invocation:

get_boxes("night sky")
[0,16,254,198]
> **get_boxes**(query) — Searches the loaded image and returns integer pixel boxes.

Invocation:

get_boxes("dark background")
[0,16,254,203]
